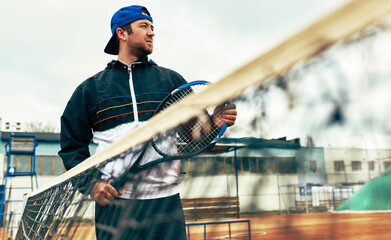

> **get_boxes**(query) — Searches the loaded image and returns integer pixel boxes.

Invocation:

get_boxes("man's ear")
[116,28,127,40]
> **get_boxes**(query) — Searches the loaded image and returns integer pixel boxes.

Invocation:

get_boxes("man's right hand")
[90,181,123,206]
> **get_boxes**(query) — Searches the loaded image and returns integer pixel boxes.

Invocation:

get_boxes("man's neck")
[117,54,138,66]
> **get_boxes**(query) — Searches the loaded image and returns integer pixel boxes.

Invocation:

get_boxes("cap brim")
[104,33,119,55]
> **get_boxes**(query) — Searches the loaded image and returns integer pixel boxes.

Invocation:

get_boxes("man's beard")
[127,41,152,59]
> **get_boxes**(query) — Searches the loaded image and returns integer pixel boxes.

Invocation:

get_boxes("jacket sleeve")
[58,85,93,171]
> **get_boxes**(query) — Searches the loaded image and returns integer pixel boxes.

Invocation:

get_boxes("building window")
[13,155,29,172]
[181,156,235,175]
[250,157,258,173]
[278,158,287,173]
[180,156,296,175]
[266,157,275,173]
[241,157,249,172]
[258,157,266,173]
[289,157,297,173]
[334,160,345,171]
[9,155,64,176]
[384,161,391,170]
[351,161,362,171]
[15,122,21,131]
[260,157,293,174]
[309,160,317,172]
[278,157,297,174]
[36,155,65,176]
[368,161,375,171]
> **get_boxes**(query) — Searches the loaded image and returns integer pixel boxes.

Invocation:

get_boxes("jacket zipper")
[128,64,139,124]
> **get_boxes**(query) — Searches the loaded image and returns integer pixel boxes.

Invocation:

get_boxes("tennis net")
[15,0,391,239]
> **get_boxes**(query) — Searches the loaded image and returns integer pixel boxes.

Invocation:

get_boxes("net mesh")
[14,1,391,239]
[17,170,98,239]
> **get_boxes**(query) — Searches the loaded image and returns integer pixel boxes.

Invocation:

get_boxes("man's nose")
[147,29,155,37]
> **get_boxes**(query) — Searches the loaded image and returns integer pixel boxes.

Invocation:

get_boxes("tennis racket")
[110,80,228,189]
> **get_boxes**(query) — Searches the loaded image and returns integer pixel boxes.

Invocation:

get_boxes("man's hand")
[213,103,237,127]
[90,181,123,206]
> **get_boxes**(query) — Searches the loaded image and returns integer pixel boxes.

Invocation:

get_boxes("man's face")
[126,19,154,58]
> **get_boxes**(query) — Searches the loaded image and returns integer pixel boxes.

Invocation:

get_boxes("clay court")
[1,212,391,239]
[186,212,391,240]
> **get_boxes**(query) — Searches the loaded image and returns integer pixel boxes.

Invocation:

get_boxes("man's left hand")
[213,103,237,127]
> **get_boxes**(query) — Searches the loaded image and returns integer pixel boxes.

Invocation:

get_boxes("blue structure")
[4,134,38,184]
[0,131,97,177]
[1,134,38,229]
[1,131,61,156]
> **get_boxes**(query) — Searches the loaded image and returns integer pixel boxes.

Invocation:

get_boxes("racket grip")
[110,179,122,191]
[110,171,134,190]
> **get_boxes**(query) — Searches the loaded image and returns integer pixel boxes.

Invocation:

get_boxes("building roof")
[0,132,301,150]
[219,137,300,148]
[206,137,301,154]
[0,131,60,142]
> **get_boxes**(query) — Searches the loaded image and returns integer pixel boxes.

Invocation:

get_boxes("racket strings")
[153,84,222,157]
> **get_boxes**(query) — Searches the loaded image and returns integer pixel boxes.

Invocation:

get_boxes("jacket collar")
[107,56,157,69]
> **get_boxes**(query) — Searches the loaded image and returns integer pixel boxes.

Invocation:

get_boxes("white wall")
[180,175,237,198]
[324,148,391,184]
[0,154,4,180]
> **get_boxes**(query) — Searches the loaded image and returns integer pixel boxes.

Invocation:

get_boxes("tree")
[23,121,59,133]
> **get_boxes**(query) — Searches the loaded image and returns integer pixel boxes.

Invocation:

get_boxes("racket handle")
[110,171,135,190]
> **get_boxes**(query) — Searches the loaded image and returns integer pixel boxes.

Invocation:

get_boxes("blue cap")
[104,5,153,55]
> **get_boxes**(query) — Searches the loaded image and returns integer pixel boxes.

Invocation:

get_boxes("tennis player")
[59,5,236,240]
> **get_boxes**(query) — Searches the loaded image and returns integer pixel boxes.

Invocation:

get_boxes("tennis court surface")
[186,212,391,240]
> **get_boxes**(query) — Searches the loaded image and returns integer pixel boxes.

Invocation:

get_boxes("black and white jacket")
[59,58,187,199]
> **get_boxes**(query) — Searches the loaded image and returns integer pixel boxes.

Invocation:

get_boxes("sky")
[3,0,380,148]
[0,0,350,123]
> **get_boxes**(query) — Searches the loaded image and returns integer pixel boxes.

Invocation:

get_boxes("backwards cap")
[104,5,153,55]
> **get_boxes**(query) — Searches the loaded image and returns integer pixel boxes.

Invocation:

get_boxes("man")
[59,5,237,240]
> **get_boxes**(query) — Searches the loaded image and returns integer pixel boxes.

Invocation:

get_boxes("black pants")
[95,194,187,240]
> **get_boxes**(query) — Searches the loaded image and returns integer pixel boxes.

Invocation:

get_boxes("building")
[1,130,390,215]
[0,132,95,182]
[1,132,61,183]
[0,119,22,132]
[324,148,391,184]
